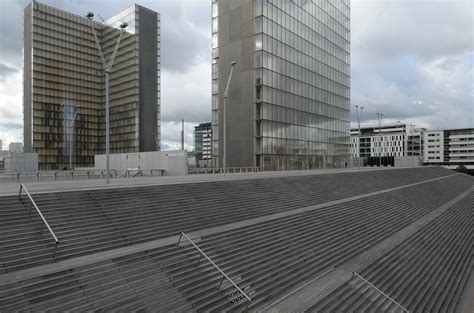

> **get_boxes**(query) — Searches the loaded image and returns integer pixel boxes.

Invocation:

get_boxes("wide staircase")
[0,167,472,312]
[308,190,473,313]
[0,167,454,273]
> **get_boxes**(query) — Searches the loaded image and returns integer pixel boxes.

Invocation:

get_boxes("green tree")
[455,164,467,173]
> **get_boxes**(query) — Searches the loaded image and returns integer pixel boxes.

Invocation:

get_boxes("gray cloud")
[351,0,473,129]
[0,64,19,82]
[352,0,473,62]
[0,122,22,130]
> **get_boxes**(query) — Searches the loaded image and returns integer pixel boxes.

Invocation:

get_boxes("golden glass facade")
[24,2,160,170]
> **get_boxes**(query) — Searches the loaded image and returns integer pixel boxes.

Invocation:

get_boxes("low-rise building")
[9,142,23,153]
[351,123,424,158]
[3,152,38,172]
[424,128,474,168]
[194,123,212,166]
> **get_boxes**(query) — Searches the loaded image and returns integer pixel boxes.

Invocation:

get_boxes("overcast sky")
[0,0,472,150]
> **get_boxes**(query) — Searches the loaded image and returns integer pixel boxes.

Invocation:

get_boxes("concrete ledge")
[0,166,411,197]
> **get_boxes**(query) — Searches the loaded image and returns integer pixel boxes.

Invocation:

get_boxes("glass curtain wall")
[211,0,219,167]
[255,0,351,170]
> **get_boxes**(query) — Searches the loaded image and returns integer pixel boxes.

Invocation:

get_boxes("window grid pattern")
[255,0,350,170]
[27,2,159,170]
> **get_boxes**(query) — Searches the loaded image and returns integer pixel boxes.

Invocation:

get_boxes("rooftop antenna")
[97,13,105,23]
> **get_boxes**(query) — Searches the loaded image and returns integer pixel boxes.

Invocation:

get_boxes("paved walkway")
[0,167,388,196]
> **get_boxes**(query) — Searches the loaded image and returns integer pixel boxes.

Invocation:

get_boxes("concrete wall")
[23,3,33,153]
[217,0,256,168]
[4,153,38,172]
[395,156,422,167]
[138,6,159,152]
[94,150,187,176]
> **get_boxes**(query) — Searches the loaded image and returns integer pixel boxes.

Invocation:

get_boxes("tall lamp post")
[354,105,364,170]
[86,12,128,184]
[222,61,237,176]
[376,112,384,167]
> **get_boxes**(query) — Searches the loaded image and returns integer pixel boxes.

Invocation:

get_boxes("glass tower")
[23,2,160,170]
[212,0,350,170]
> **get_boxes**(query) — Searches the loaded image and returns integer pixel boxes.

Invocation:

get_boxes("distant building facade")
[194,122,212,162]
[424,128,474,167]
[350,123,424,158]
[24,1,160,170]
[9,142,24,153]
[212,0,351,171]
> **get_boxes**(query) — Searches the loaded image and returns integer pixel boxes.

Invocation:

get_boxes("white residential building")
[351,123,424,158]
[9,142,23,153]
[424,131,444,163]
[424,128,474,167]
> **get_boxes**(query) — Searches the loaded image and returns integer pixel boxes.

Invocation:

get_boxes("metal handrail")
[353,272,409,312]
[19,184,60,251]
[177,232,251,306]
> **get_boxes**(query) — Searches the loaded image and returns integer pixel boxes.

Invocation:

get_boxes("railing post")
[19,183,23,200]
[177,232,183,247]
[53,241,59,257]
[218,276,225,290]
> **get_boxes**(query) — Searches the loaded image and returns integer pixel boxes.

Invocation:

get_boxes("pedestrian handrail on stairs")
[177,232,251,308]
[19,183,60,253]
[352,272,409,312]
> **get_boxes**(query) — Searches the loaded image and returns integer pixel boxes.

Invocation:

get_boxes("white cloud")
[160,120,197,151]
[0,70,23,147]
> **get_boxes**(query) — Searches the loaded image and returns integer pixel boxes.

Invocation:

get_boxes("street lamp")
[354,105,364,170]
[86,12,128,184]
[376,112,384,167]
[223,61,236,176]
[216,59,237,176]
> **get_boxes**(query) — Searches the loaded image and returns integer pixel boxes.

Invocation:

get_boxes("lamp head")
[231,61,237,66]
[120,22,128,29]
[86,12,94,20]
